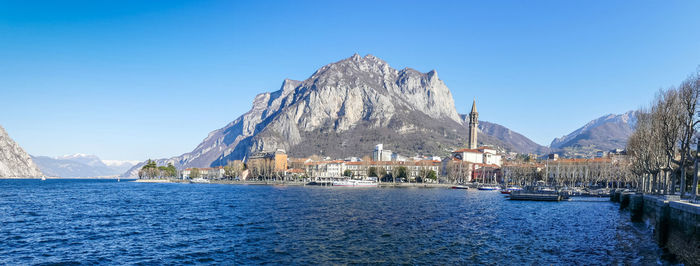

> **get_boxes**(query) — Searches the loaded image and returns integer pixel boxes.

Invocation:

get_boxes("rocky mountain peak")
[550,110,639,156]
[123,54,471,175]
[0,125,43,178]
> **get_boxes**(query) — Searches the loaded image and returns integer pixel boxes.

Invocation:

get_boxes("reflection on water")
[0,179,671,264]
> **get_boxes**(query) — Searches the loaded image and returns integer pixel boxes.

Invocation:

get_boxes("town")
[141,100,633,190]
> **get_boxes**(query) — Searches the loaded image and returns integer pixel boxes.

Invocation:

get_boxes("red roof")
[452,148,483,154]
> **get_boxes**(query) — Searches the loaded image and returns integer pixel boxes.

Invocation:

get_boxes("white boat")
[477,185,499,190]
[191,178,210,183]
[332,180,378,187]
[41,176,46,181]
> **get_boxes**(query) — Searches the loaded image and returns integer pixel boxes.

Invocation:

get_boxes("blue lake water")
[0,179,673,264]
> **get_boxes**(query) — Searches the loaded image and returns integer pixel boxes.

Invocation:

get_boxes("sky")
[1,0,699,161]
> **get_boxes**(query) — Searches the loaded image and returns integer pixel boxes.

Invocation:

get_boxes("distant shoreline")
[132,179,455,188]
[0,177,132,179]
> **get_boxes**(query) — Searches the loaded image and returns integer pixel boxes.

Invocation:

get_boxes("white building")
[451,146,502,167]
[372,144,397,161]
[305,160,347,178]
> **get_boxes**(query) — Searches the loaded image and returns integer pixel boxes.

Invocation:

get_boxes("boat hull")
[509,192,561,201]
[332,180,378,187]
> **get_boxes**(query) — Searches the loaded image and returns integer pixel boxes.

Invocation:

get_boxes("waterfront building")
[447,99,505,183]
[540,156,630,187]
[182,167,225,179]
[288,157,311,170]
[246,149,289,180]
[306,160,441,181]
[247,149,288,172]
[451,146,502,167]
[304,160,347,178]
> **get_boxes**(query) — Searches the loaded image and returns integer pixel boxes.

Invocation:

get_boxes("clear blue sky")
[1,0,699,161]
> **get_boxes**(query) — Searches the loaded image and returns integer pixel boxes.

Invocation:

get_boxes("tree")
[626,70,700,196]
[376,167,387,183]
[343,169,353,177]
[190,168,201,179]
[224,160,245,180]
[392,166,408,183]
[676,72,700,197]
[368,167,377,178]
[164,163,177,178]
[138,159,159,179]
[426,170,437,181]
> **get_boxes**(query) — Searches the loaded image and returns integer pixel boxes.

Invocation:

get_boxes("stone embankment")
[612,189,699,265]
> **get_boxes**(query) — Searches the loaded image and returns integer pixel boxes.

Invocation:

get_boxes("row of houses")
[179,144,507,181]
[304,160,441,180]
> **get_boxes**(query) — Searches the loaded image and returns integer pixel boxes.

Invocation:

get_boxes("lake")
[0,179,673,264]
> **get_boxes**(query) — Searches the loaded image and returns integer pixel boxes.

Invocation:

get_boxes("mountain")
[32,154,136,178]
[550,111,637,156]
[124,54,542,176]
[467,118,549,154]
[0,125,43,178]
[102,160,140,173]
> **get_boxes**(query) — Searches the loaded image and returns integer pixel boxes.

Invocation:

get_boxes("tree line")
[138,160,177,179]
[627,70,699,199]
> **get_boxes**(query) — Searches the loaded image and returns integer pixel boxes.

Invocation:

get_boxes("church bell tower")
[468,99,478,149]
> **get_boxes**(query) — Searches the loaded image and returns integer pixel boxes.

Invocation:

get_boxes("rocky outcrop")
[0,125,43,178]
[123,54,531,176]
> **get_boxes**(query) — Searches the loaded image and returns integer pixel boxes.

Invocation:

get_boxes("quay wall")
[613,190,699,265]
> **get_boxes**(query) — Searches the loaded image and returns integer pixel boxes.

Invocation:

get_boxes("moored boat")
[451,185,469,190]
[509,185,562,201]
[477,185,499,191]
[500,186,522,194]
[332,180,378,187]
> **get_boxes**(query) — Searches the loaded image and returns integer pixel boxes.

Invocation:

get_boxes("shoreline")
[0,177,129,179]
[132,179,456,188]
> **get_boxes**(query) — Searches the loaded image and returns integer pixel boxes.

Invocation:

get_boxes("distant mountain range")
[550,111,638,157]
[122,55,637,176]
[0,125,43,178]
[32,154,137,178]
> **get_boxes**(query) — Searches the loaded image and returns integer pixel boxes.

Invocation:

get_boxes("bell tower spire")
[468,98,478,149]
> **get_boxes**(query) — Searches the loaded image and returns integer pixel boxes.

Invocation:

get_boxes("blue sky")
[1,0,699,161]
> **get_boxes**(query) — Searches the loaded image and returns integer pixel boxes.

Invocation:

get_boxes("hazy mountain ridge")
[0,125,43,178]
[33,154,136,177]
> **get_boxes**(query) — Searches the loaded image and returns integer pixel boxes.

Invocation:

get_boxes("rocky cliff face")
[0,125,43,178]
[550,111,637,156]
[124,54,526,176]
